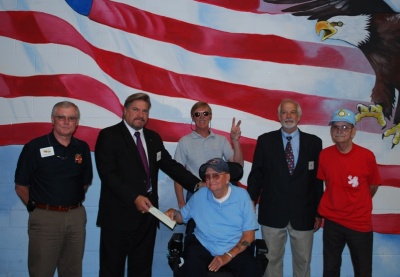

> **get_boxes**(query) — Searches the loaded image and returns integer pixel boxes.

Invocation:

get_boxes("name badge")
[40,146,55,158]
[157,151,161,161]
[308,161,314,170]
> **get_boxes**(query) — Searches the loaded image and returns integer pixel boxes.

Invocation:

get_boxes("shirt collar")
[124,120,144,138]
[281,128,299,141]
[191,129,215,139]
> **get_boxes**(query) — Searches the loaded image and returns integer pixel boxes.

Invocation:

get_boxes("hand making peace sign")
[230,117,242,142]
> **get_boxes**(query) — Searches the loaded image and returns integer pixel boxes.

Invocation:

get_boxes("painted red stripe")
[1,122,399,189]
[195,0,262,12]
[0,9,371,74]
[378,165,400,188]
[88,0,372,74]
[0,11,376,129]
[372,214,400,234]
[0,123,100,151]
[1,74,380,137]
[196,0,294,14]
[146,119,257,163]
[0,74,123,116]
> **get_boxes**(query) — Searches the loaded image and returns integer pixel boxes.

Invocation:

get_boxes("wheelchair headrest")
[227,162,244,182]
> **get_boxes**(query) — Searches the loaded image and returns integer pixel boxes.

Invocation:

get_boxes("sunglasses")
[204,172,226,181]
[193,111,211,117]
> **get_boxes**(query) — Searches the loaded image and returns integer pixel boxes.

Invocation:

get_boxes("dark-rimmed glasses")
[205,172,226,181]
[54,115,78,122]
[193,111,210,117]
[331,124,353,134]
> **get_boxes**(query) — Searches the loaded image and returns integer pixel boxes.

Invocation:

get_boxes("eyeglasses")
[193,111,211,117]
[54,115,79,122]
[331,124,353,133]
[204,172,226,181]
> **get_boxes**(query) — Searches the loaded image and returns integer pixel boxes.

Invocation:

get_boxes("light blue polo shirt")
[180,184,258,256]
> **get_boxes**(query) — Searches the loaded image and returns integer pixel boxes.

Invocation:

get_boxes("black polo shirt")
[15,131,93,206]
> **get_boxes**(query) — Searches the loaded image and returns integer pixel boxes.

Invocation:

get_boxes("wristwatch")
[27,199,36,212]
[194,182,201,192]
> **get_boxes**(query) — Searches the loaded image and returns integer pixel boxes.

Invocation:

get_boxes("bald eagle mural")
[265,0,400,148]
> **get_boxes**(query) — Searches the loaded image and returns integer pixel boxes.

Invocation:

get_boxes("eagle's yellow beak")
[316,20,337,41]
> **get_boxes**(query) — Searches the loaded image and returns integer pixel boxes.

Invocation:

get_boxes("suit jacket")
[95,121,199,230]
[247,129,323,231]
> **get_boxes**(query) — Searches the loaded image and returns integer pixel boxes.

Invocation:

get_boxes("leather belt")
[35,202,82,212]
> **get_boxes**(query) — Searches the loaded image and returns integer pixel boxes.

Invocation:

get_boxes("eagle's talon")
[355,104,386,128]
[382,123,400,148]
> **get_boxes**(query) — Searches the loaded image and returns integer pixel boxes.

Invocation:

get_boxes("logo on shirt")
[347,175,359,188]
[75,154,83,164]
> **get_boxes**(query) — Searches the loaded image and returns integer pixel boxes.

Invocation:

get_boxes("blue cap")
[329,108,356,126]
[199,158,229,179]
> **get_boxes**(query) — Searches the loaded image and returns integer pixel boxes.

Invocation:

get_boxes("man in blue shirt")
[165,158,259,277]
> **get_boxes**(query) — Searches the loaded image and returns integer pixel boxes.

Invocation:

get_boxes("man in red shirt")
[317,108,381,277]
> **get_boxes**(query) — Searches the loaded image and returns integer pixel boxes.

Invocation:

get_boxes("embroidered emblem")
[75,154,83,164]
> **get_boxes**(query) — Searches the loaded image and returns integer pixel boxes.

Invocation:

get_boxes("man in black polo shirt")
[15,101,93,277]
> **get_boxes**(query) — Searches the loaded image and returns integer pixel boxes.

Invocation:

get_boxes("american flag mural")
[1,0,400,275]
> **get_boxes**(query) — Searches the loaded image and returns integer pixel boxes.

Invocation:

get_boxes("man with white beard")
[247,99,323,277]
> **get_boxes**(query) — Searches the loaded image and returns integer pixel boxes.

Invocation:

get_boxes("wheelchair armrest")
[168,233,184,272]
[255,239,268,275]
[255,239,268,255]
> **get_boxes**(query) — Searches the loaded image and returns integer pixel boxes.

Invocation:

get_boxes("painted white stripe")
[373,186,400,213]
[0,36,375,102]
[1,97,121,129]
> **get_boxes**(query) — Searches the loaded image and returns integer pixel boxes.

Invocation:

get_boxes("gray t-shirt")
[174,130,234,178]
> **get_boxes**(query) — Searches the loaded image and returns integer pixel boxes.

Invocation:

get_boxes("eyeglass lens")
[331,125,352,133]
[194,111,210,117]
[205,172,225,181]
[54,115,78,122]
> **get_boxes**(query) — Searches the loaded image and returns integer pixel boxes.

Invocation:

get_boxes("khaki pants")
[28,206,86,277]
[261,223,314,277]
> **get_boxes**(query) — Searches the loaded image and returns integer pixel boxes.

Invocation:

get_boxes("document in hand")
[149,206,176,229]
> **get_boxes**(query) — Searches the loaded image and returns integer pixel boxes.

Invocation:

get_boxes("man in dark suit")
[247,99,323,277]
[95,93,201,277]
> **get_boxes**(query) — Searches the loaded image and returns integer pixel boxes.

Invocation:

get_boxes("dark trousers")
[178,234,260,277]
[323,219,373,277]
[99,213,157,277]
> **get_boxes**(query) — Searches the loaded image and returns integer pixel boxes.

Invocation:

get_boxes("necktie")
[134,132,151,190]
[285,136,294,175]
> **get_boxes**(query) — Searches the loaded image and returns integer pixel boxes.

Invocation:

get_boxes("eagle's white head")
[315,15,371,47]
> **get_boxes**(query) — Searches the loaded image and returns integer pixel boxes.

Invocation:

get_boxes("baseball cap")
[329,108,356,126]
[199,158,230,180]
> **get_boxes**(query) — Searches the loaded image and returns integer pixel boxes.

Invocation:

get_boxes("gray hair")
[51,101,80,119]
[278,99,302,117]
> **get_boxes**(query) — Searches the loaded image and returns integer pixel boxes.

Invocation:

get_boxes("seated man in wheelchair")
[164,158,260,277]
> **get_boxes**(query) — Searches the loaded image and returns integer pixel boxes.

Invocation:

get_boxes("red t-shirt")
[317,144,381,232]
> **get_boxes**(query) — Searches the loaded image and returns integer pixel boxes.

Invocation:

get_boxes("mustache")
[134,117,145,122]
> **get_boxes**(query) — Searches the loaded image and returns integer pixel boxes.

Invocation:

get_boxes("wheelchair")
[167,162,268,276]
